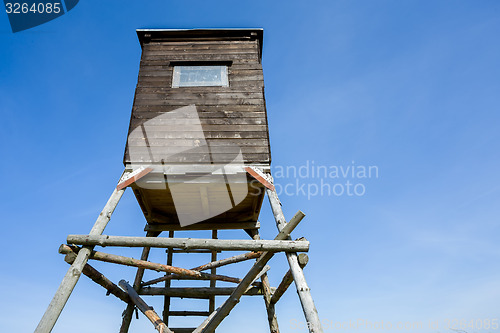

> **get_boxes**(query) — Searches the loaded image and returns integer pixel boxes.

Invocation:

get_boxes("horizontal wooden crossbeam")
[66,235,309,252]
[59,245,254,286]
[63,252,130,304]
[144,221,260,232]
[139,287,272,298]
[142,251,262,287]
[168,311,211,317]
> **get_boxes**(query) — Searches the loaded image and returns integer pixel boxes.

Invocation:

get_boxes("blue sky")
[1,1,500,332]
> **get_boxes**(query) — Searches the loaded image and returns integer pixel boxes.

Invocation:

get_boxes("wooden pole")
[163,230,174,325]
[59,244,253,285]
[140,287,269,298]
[266,187,323,333]
[120,231,159,333]
[144,221,260,232]
[192,308,220,333]
[270,253,309,305]
[168,311,211,317]
[198,210,305,333]
[66,235,310,252]
[142,251,262,287]
[63,252,130,304]
[201,251,275,332]
[209,230,218,313]
[35,183,127,333]
[248,228,280,333]
[192,251,262,271]
[119,280,172,333]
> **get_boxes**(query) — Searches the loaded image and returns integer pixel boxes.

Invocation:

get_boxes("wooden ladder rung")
[168,311,211,317]
[169,249,221,254]
[170,328,197,333]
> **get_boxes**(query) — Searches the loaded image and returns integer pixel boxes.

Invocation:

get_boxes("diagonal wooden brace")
[270,253,309,305]
[59,244,260,286]
[63,252,130,304]
[198,210,305,333]
[119,280,172,333]
[120,231,159,333]
[142,251,263,287]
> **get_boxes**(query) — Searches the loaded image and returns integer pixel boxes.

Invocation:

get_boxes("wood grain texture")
[124,30,270,228]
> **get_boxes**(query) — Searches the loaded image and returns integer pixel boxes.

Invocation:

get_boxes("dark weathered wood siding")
[124,32,270,165]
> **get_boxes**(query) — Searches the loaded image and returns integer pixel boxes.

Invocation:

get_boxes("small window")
[172,65,229,88]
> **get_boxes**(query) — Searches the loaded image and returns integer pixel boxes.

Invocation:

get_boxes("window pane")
[172,66,228,87]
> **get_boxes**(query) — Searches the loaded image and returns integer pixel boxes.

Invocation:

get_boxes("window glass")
[172,66,229,87]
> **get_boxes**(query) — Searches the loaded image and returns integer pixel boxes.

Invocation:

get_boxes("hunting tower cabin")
[123,29,271,228]
[37,29,323,333]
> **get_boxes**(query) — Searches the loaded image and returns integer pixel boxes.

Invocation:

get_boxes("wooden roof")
[136,28,264,62]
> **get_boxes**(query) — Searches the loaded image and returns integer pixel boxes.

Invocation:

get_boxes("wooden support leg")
[120,231,160,333]
[119,280,172,333]
[209,230,218,313]
[248,229,280,333]
[35,186,126,333]
[163,231,174,325]
[270,253,309,305]
[266,187,323,333]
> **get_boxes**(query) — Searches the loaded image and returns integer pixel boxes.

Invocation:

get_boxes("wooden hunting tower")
[36,29,323,333]
[124,29,270,228]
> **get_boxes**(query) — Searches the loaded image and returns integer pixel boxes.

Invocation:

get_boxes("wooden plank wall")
[124,38,271,165]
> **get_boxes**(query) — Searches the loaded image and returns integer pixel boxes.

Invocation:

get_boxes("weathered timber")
[168,249,220,254]
[209,230,217,313]
[251,265,271,285]
[133,92,263,100]
[163,230,174,325]
[192,310,219,333]
[141,251,262,287]
[144,222,260,231]
[262,272,279,333]
[63,252,130,304]
[59,244,252,285]
[139,287,269,298]
[267,187,323,333]
[125,29,270,226]
[170,329,197,333]
[134,86,263,94]
[66,235,310,252]
[200,251,275,331]
[192,251,262,272]
[132,98,264,106]
[198,210,306,332]
[35,181,127,333]
[133,105,266,114]
[248,228,280,333]
[168,311,211,317]
[120,231,159,333]
[270,253,309,305]
[119,280,172,333]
